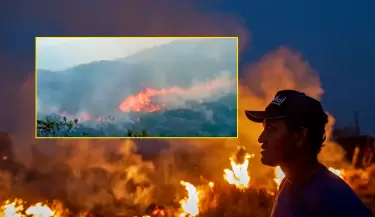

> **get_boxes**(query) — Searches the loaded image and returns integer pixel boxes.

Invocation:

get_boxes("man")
[245,90,373,217]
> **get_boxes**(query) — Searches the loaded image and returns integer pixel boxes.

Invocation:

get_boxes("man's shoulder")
[304,167,373,216]
[305,167,355,197]
[301,167,357,205]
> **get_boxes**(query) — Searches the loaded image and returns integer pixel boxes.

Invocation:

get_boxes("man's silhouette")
[245,90,373,217]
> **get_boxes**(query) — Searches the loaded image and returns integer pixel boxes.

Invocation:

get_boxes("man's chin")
[260,156,278,167]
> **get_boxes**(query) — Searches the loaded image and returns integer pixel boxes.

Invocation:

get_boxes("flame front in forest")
[119,74,235,113]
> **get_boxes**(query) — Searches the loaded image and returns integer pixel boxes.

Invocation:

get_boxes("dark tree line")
[37,116,149,137]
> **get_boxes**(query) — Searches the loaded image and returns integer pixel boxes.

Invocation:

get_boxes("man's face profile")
[258,119,297,167]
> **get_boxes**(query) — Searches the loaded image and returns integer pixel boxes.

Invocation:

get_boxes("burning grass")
[0,199,67,217]
[1,143,375,217]
[196,184,275,217]
[0,143,279,217]
[174,150,375,217]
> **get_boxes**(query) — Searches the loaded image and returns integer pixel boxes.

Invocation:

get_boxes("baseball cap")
[245,90,326,124]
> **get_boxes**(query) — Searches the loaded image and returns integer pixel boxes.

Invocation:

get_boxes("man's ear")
[296,127,308,147]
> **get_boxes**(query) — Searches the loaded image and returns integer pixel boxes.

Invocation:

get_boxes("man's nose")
[258,130,265,143]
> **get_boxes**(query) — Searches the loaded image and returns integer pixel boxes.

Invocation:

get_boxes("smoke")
[145,71,236,110]
[11,72,36,166]
[17,139,156,214]
[65,141,154,212]
[8,44,349,212]
[152,139,238,204]
[5,0,248,160]
[0,171,13,199]
[319,113,352,168]
[165,47,347,185]
[238,47,347,174]
[18,46,344,210]
[37,38,180,71]
[201,109,214,123]
[10,45,348,217]
[180,71,236,102]
[0,8,247,202]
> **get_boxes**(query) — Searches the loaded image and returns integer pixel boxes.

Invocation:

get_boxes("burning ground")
[36,38,237,137]
[1,135,375,217]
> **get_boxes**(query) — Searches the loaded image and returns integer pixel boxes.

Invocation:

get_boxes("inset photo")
[35,37,238,138]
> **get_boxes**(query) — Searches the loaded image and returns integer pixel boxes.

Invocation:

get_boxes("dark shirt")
[271,165,374,217]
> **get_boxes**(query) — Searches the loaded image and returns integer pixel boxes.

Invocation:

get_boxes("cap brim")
[245,110,287,123]
[245,110,266,123]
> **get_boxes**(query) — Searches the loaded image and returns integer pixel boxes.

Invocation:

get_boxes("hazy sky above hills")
[37,38,180,71]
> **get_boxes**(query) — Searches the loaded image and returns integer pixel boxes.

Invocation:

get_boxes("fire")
[179,181,200,217]
[0,200,58,217]
[223,147,254,190]
[328,167,344,179]
[274,166,285,189]
[144,204,166,217]
[1,199,24,217]
[119,88,167,112]
[25,203,55,217]
[119,74,235,113]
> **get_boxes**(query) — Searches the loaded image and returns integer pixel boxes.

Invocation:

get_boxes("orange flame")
[0,199,24,217]
[25,203,55,217]
[119,74,235,113]
[274,166,285,189]
[328,167,344,179]
[119,88,167,112]
[179,181,200,217]
[0,199,58,217]
[223,153,254,190]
